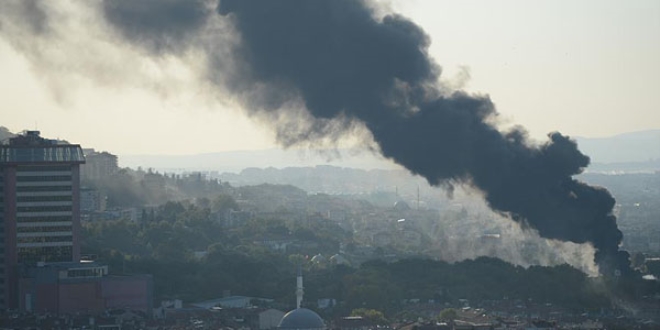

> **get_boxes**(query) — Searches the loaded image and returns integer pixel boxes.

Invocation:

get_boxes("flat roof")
[0,145,85,165]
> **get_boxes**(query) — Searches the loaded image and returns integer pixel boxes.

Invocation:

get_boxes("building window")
[17,226,72,233]
[17,206,73,212]
[18,236,73,243]
[16,186,72,192]
[18,246,73,263]
[17,216,72,223]
[16,175,72,182]
[17,195,73,202]
[18,165,72,171]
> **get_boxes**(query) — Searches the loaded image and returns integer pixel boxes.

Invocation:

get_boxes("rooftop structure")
[0,131,85,164]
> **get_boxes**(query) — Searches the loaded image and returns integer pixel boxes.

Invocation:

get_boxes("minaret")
[296,266,304,309]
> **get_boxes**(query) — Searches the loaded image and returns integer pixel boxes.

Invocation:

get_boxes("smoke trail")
[211,0,630,276]
[102,0,212,53]
[2,0,631,275]
[0,0,49,34]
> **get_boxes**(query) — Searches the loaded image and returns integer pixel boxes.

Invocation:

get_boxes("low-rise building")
[18,261,153,315]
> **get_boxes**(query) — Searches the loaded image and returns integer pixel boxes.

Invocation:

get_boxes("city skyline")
[0,2,658,324]
[1,0,659,156]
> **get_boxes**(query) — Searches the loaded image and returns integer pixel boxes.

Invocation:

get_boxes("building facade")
[81,149,118,183]
[18,261,153,315]
[0,131,85,309]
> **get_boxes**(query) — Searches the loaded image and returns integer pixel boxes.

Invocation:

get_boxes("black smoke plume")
[103,0,212,53]
[102,0,630,275]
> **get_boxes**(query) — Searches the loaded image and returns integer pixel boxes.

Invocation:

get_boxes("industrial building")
[18,261,153,315]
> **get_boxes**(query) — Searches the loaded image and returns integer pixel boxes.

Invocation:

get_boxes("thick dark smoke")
[103,0,212,53]
[102,0,630,275]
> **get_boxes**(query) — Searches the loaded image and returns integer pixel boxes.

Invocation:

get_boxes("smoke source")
[212,0,631,276]
[3,0,632,276]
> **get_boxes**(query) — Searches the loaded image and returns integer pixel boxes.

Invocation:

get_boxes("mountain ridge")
[120,129,660,173]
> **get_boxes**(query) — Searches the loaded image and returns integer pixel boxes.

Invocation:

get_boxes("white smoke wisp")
[0,0,277,154]
[429,185,599,276]
[0,0,228,107]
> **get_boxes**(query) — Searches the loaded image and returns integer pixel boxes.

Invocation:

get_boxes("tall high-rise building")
[0,131,85,309]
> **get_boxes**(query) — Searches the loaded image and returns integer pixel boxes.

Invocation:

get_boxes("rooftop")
[0,130,85,164]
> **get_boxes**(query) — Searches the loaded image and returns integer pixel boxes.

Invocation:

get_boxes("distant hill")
[575,129,660,164]
[121,129,660,173]
[582,159,660,174]
[119,148,401,173]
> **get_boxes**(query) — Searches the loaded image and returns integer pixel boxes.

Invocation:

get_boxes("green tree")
[213,194,240,213]
[437,308,458,322]
[350,308,387,325]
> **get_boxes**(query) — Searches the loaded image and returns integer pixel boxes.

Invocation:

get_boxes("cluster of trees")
[78,167,660,318]
[83,168,231,207]
[81,195,351,303]
[302,258,613,315]
[83,199,625,316]
[82,196,349,261]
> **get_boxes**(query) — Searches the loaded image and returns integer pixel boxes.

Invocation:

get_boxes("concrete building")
[259,309,286,330]
[81,149,118,183]
[80,188,106,213]
[0,131,85,309]
[191,295,274,309]
[17,261,153,315]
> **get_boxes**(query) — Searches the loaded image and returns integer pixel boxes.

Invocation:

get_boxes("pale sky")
[1,0,658,156]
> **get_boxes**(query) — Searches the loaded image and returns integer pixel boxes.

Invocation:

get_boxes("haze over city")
[1,1,659,328]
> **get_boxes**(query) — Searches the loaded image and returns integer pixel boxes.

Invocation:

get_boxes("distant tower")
[296,266,304,309]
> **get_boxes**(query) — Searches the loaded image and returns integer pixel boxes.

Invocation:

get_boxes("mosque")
[277,268,325,330]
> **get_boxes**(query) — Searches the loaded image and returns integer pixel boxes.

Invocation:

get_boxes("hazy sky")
[1,0,658,155]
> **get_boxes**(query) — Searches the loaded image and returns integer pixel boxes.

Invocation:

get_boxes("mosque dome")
[330,253,350,266]
[278,308,325,330]
[393,200,411,211]
[310,254,327,264]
